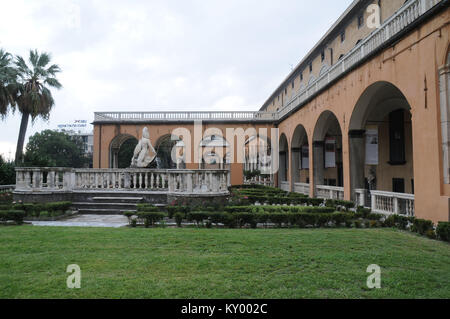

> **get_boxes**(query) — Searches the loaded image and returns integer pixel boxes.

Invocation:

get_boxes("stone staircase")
[71,192,167,215]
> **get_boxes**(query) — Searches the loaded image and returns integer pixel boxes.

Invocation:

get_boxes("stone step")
[75,208,133,215]
[92,197,144,204]
[73,202,138,211]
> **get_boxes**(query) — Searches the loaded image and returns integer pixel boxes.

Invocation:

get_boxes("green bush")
[425,229,437,240]
[13,202,71,216]
[436,222,450,242]
[167,205,190,218]
[174,212,184,227]
[187,212,209,226]
[137,211,167,227]
[326,199,355,211]
[0,210,26,224]
[123,211,134,225]
[39,211,49,218]
[412,219,434,236]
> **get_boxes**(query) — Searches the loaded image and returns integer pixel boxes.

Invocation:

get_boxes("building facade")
[92,0,450,222]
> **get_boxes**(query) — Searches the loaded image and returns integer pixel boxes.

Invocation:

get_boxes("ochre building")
[92,0,450,222]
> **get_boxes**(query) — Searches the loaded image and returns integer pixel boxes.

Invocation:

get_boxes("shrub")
[130,219,137,228]
[123,211,134,225]
[137,211,167,227]
[174,212,184,227]
[356,206,372,218]
[187,212,208,226]
[412,219,434,236]
[0,210,26,225]
[326,199,355,211]
[39,211,49,218]
[425,229,437,240]
[436,222,450,242]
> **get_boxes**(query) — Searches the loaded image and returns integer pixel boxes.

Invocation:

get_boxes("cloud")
[0,0,354,150]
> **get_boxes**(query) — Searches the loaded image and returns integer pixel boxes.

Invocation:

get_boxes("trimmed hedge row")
[224,205,336,214]
[185,211,371,229]
[136,204,161,212]
[0,202,72,217]
[0,210,26,224]
[436,222,450,242]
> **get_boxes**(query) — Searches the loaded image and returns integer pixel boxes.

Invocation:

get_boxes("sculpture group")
[131,127,157,168]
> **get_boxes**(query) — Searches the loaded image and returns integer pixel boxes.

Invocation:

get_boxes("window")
[292,82,294,89]
[285,88,287,95]
[358,14,364,29]
[321,50,325,62]
[389,110,406,165]
[300,73,303,81]
[392,178,405,193]
[309,62,313,73]
[340,30,345,43]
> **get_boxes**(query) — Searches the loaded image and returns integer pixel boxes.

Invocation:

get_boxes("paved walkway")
[30,214,129,228]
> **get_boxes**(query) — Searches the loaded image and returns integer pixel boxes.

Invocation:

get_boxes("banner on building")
[365,128,379,165]
[325,138,336,168]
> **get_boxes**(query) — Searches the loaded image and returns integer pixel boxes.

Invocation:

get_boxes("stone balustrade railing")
[370,190,415,217]
[15,167,230,195]
[244,175,274,187]
[94,111,278,123]
[315,185,345,200]
[293,183,310,196]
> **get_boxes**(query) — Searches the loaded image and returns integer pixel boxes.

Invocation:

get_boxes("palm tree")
[14,49,62,164]
[0,49,16,119]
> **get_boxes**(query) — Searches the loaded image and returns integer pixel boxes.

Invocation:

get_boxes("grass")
[0,226,449,299]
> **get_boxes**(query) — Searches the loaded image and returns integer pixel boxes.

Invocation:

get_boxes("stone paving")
[30,214,129,228]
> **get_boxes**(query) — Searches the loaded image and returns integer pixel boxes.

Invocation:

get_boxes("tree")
[14,49,62,164]
[23,130,90,168]
[0,49,16,118]
[0,155,16,185]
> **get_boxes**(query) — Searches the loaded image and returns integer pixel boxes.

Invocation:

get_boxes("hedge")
[412,219,434,235]
[136,211,167,227]
[436,222,450,242]
[223,205,335,214]
[9,202,72,217]
[0,210,26,224]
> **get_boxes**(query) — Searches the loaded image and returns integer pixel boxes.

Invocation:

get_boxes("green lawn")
[0,226,449,299]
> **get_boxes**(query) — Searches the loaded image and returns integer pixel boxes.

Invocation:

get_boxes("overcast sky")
[0,0,353,160]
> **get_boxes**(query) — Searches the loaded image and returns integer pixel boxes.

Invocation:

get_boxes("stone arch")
[349,81,414,204]
[154,134,181,169]
[199,134,230,169]
[313,111,343,188]
[439,47,450,184]
[290,124,309,186]
[109,134,138,168]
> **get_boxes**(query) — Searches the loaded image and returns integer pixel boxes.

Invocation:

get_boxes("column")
[349,130,366,201]
[313,141,325,188]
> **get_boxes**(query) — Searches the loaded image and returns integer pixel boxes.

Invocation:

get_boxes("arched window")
[439,49,450,183]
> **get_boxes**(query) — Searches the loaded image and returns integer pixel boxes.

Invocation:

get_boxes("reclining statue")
[130,127,157,168]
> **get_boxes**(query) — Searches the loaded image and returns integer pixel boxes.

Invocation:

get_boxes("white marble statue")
[130,127,157,168]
